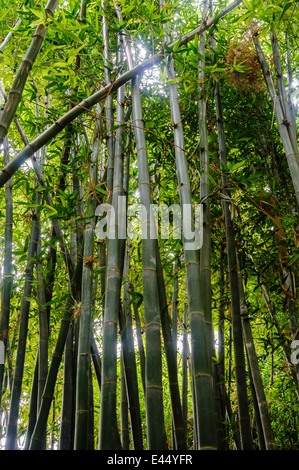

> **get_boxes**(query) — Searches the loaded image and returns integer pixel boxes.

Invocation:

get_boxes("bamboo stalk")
[74,96,100,452]
[0,0,60,143]
[119,11,167,449]
[156,251,186,450]
[5,202,40,450]
[163,9,217,448]
[98,27,127,450]
[59,323,74,450]
[23,359,39,449]
[0,133,13,408]
[0,0,243,189]
[210,0,253,449]
[29,258,83,450]
[102,0,115,197]
[0,18,22,53]
[120,356,130,450]
[236,260,276,450]
[120,245,143,450]
[132,296,146,397]
[198,0,214,364]
[181,302,188,439]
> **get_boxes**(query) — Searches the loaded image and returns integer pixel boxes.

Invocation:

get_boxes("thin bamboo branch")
[0,18,22,53]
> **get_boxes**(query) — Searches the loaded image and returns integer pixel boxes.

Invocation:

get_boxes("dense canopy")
[0,0,298,451]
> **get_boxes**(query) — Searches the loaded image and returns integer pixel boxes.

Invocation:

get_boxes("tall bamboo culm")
[98,22,127,449]
[162,1,217,448]
[0,133,13,409]
[118,6,167,449]
[210,0,253,448]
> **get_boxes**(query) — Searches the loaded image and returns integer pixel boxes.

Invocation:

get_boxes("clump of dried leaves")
[225,26,265,92]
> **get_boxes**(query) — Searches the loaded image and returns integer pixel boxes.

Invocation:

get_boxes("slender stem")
[5,203,40,450]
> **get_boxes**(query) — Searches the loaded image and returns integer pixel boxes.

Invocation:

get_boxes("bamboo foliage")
[0,0,60,144]
[0,0,243,190]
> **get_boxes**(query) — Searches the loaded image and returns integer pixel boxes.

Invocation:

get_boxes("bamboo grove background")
[0,0,298,450]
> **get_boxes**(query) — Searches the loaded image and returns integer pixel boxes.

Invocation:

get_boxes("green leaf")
[279,1,292,21]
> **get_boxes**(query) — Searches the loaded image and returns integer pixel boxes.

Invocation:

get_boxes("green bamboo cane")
[211,2,253,448]
[164,30,217,452]
[118,9,167,448]
[253,34,299,207]
[132,296,146,397]
[74,222,96,449]
[5,201,40,450]
[236,260,276,450]
[0,133,13,409]
[34,96,49,438]
[171,260,179,364]
[102,0,115,198]
[0,0,243,190]
[74,104,100,452]
[198,0,214,363]
[98,30,127,449]
[0,0,60,143]
[285,34,297,143]
[217,242,228,448]
[91,332,101,391]
[120,356,130,450]
[59,323,74,450]
[171,259,179,449]
[181,302,188,439]
[23,359,39,449]
[120,245,143,450]
[36,227,48,450]
[156,251,186,450]
[29,258,83,450]
[87,363,94,450]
